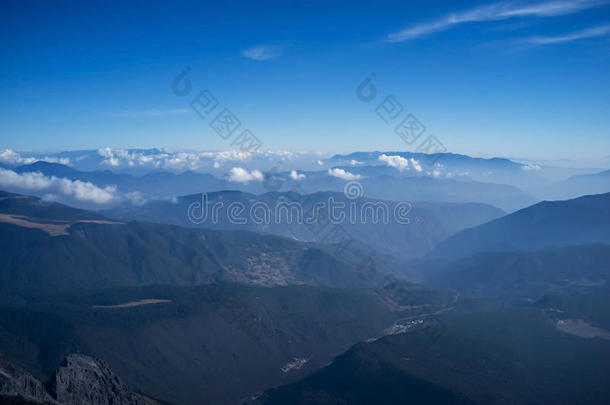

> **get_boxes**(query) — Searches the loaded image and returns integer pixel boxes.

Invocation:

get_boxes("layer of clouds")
[2,148,327,174]
[0,149,36,165]
[95,148,304,172]
[328,168,362,181]
[97,148,224,170]
[213,150,254,167]
[0,168,117,204]
[228,167,264,182]
[0,149,70,166]
[386,0,608,42]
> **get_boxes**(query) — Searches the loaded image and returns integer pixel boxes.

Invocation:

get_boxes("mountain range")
[5,160,536,211]
[105,190,504,259]
[1,191,390,294]
[259,305,610,404]
[2,185,610,403]
[429,192,610,260]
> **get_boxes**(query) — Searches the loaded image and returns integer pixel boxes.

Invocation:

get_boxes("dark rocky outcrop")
[47,355,146,405]
[1,354,149,405]
[0,358,56,404]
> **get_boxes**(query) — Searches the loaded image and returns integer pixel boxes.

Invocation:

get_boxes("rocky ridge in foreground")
[0,354,152,405]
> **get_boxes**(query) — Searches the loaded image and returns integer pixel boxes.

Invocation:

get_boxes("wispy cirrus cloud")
[242,44,284,61]
[520,23,610,44]
[386,0,609,42]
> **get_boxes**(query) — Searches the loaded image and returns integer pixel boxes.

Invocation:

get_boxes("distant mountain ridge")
[424,243,610,304]
[0,191,386,294]
[8,159,536,211]
[13,161,228,199]
[327,151,523,170]
[548,169,610,199]
[430,192,610,260]
[105,190,505,259]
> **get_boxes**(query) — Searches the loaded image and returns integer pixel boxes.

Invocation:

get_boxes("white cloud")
[94,148,283,172]
[45,157,71,165]
[228,167,264,183]
[317,160,324,166]
[0,149,70,166]
[98,147,123,166]
[386,0,608,42]
[97,148,211,171]
[521,23,610,44]
[125,191,147,206]
[56,178,116,204]
[349,160,364,166]
[261,150,295,160]
[289,170,306,180]
[379,154,410,171]
[0,168,117,204]
[410,158,423,172]
[162,152,205,171]
[214,150,253,165]
[0,149,37,165]
[0,169,51,189]
[521,163,542,170]
[242,45,284,61]
[328,168,362,181]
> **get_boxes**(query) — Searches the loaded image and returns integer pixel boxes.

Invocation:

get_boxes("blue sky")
[1,0,609,162]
